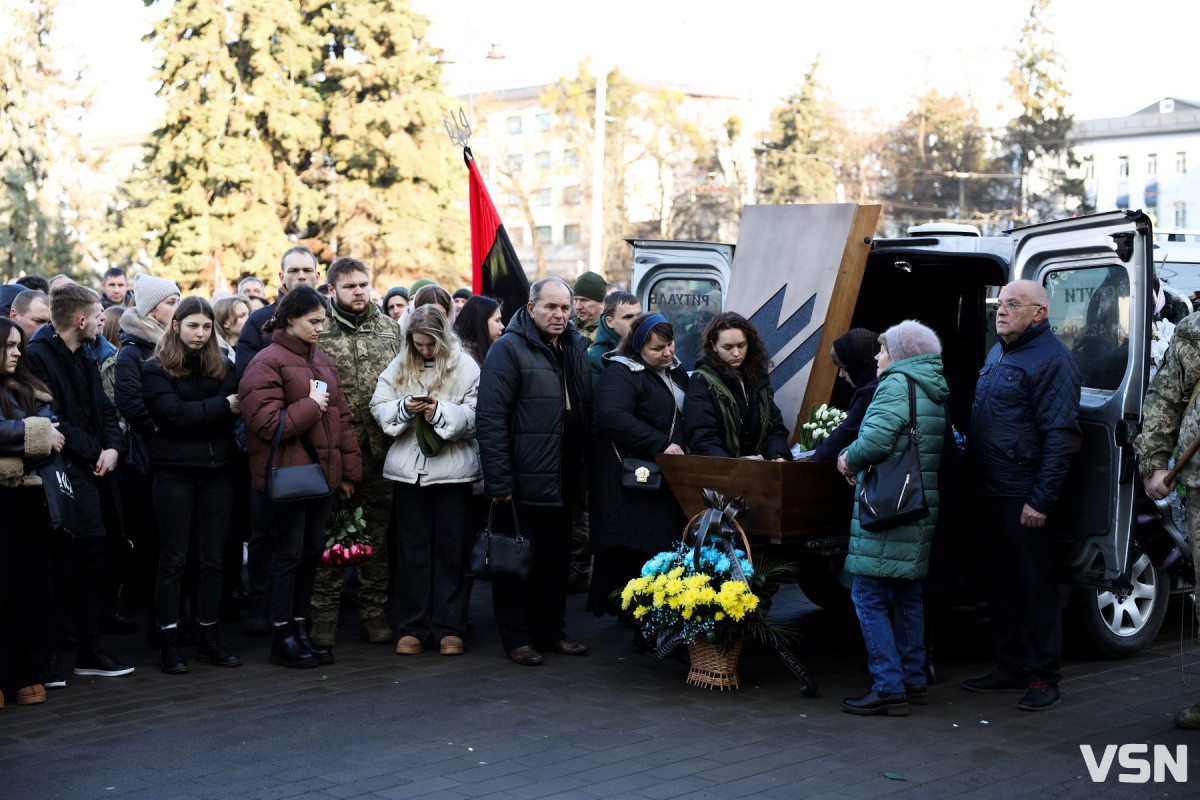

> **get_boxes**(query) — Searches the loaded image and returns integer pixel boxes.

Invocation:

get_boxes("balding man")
[963,280,1080,711]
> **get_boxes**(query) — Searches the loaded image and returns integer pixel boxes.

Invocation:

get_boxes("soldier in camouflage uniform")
[1134,311,1200,729]
[310,258,402,646]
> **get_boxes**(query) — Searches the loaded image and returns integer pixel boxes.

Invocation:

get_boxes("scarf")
[693,365,773,457]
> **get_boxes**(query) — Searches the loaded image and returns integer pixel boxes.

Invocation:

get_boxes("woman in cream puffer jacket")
[370,306,480,656]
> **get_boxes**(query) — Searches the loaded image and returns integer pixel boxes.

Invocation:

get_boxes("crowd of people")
[3,253,1198,731]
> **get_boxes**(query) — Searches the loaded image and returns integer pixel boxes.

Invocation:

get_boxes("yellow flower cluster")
[621,566,759,623]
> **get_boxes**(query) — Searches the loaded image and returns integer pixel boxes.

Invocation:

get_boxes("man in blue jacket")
[477,277,592,666]
[963,280,1080,711]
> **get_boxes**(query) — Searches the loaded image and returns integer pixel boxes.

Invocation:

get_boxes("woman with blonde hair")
[213,295,252,359]
[371,305,480,656]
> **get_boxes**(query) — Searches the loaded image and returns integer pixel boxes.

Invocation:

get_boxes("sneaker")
[1017,681,1061,711]
[961,669,1026,693]
[44,655,67,689]
[73,647,135,677]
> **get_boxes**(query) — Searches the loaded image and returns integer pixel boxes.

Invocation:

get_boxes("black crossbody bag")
[264,407,332,502]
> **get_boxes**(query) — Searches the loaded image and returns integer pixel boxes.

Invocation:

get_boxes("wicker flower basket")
[686,640,744,690]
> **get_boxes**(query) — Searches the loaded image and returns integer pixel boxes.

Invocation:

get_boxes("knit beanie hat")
[410,278,435,293]
[880,320,942,363]
[134,274,181,318]
[573,271,606,303]
[452,287,472,301]
[831,328,879,378]
[384,286,409,305]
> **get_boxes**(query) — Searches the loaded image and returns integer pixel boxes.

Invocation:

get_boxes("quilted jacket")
[967,320,1081,514]
[842,354,948,580]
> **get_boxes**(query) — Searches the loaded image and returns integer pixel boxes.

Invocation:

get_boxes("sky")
[41,0,1200,141]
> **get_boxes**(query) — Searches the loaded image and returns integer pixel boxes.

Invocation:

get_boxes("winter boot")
[159,627,189,674]
[197,623,242,667]
[292,620,335,665]
[269,624,317,669]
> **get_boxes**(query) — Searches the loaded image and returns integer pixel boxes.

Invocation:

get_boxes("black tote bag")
[468,502,534,583]
[857,376,930,532]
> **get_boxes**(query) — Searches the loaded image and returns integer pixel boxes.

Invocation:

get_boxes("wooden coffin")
[656,454,853,547]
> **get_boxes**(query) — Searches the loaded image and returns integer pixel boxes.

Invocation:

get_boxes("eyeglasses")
[997,300,1045,311]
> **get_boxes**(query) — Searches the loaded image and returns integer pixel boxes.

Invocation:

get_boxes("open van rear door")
[1008,210,1153,584]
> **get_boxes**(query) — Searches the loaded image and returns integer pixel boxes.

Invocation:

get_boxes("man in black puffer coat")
[963,280,1081,712]
[477,277,592,666]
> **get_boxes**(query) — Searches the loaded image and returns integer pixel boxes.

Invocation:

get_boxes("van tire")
[794,556,853,614]
[1069,550,1169,658]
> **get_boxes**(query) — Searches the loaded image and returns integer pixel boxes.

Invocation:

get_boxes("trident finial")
[443,107,472,148]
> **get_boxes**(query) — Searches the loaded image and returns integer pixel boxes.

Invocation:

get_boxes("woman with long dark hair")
[0,317,64,707]
[371,306,480,655]
[239,286,362,669]
[683,311,791,461]
[589,312,689,618]
[141,297,242,673]
[452,295,503,366]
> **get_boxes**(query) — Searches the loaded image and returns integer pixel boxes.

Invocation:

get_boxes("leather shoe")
[270,625,317,669]
[508,646,543,666]
[17,684,46,706]
[292,621,334,665]
[843,690,909,716]
[961,669,1026,693]
[1017,681,1061,711]
[547,639,589,656]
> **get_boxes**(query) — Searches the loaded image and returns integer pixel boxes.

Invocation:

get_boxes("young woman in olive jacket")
[588,313,689,618]
[142,297,242,674]
[239,286,363,669]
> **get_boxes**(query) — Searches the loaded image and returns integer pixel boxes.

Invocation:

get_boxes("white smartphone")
[312,379,328,393]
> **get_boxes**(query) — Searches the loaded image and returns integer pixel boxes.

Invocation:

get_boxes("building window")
[1176,203,1188,228]
[1147,154,1157,176]
[507,116,522,135]
[509,226,525,245]
[535,151,552,169]
[503,193,521,208]
[536,226,552,244]
[506,153,523,173]
[1145,179,1158,209]
[1178,152,1188,174]
[534,187,552,206]
[563,185,582,205]
[536,113,553,131]
[1117,156,1129,177]
[564,149,581,167]
[563,224,581,244]
[1116,182,1129,210]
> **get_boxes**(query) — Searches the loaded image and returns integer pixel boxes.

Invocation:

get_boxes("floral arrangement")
[322,503,374,567]
[1150,318,1175,378]
[621,541,762,648]
[796,402,848,450]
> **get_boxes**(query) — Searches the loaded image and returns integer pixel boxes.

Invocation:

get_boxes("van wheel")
[1071,551,1168,658]
[794,556,853,614]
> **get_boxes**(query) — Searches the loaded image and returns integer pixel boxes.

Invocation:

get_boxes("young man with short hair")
[25,284,133,683]
[587,291,641,387]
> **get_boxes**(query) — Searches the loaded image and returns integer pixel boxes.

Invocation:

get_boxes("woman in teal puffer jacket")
[836,320,948,717]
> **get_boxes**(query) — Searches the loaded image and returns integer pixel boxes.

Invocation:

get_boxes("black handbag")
[614,407,677,491]
[468,502,534,583]
[858,375,930,532]
[35,456,78,535]
[264,408,332,502]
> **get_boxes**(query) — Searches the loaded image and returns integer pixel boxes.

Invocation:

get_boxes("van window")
[645,277,723,370]
[1044,266,1130,390]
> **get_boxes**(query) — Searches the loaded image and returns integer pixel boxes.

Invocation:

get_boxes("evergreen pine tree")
[757,60,840,205]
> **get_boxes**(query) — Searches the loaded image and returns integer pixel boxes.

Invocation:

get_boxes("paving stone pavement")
[1,583,1198,799]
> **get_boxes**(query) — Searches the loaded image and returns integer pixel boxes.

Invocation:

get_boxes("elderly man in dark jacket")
[26,284,133,683]
[476,277,593,666]
[963,279,1080,711]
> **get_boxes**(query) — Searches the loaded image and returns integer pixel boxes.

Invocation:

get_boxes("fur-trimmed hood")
[119,306,166,347]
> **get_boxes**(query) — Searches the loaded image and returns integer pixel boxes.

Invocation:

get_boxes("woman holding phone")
[239,286,363,669]
[371,306,480,656]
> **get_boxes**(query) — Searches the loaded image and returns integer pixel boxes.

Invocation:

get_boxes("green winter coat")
[841,353,948,580]
[587,314,620,387]
[318,302,402,463]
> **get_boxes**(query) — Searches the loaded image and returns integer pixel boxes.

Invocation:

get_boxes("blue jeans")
[851,575,926,694]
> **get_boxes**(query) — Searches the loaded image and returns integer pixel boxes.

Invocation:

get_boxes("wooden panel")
[657,454,852,544]
[723,204,880,441]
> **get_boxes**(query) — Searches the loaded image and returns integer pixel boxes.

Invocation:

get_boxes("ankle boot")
[197,624,242,668]
[292,620,335,665]
[270,624,317,669]
[159,627,189,674]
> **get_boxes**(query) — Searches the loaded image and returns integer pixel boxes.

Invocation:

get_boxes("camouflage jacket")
[319,302,402,463]
[1135,311,1200,486]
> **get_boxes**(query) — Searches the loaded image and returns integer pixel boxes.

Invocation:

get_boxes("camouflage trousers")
[310,468,392,627]
[1184,495,1200,601]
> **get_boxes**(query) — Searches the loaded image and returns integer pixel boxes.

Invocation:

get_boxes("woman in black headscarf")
[812,328,881,462]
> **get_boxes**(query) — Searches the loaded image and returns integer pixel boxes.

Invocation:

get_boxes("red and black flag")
[466,146,530,325]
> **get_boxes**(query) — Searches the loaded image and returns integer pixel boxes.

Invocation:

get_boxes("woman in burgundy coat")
[239,286,363,669]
